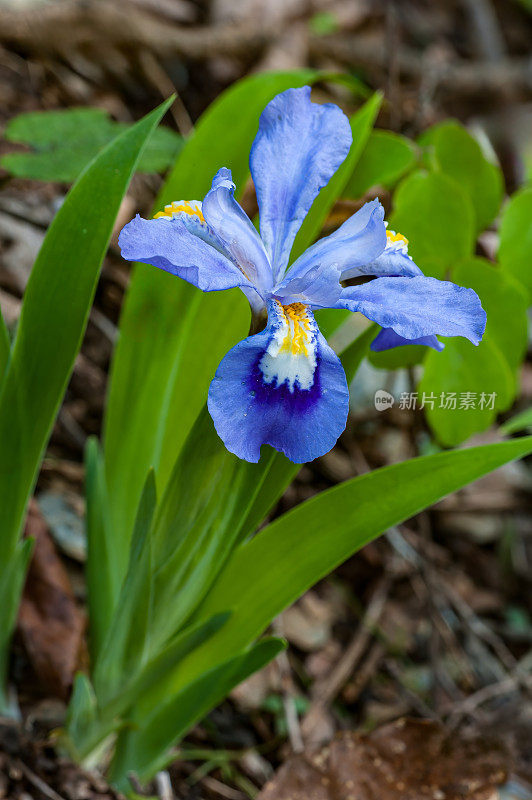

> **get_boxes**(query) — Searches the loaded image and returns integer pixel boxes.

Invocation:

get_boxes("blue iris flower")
[119,87,486,464]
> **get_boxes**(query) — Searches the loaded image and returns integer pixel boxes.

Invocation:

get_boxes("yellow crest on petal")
[154,200,205,223]
[386,229,409,247]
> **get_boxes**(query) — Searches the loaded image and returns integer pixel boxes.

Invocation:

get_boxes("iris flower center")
[259,301,317,393]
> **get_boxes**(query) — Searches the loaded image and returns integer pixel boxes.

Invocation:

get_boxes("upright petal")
[202,168,274,294]
[119,214,259,294]
[371,328,445,352]
[208,299,349,463]
[275,200,387,306]
[335,276,486,344]
[250,86,352,281]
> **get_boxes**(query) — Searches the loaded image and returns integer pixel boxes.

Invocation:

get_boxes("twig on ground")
[17,760,67,800]
[273,616,304,753]
[301,577,390,739]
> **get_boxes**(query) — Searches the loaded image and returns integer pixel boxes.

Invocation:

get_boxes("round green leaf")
[345,130,416,198]
[420,336,513,447]
[419,256,527,446]
[498,188,532,301]
[389,170,475,278]
[453,257,528,371]
[420,121,503,233]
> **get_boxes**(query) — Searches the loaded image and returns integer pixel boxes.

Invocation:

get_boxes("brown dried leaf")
[257,719,509,800]
[17,500,87,699]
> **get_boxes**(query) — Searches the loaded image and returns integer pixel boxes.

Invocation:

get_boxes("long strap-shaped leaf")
[112,435,532,777]
[0,97,173,563]
[0,308,9,387]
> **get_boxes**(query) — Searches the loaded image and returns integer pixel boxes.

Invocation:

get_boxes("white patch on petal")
[259,301,317,392]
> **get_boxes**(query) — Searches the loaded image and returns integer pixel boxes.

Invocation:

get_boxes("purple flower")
[119,87,486,463]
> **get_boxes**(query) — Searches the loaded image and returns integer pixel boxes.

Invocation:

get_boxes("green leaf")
[0,538,33,711]
[369,343,428,370]
[453,258,528,372]
[0,307,9,387]
[420,257,528,446]
[501,406,532,435]
[63,673,100,762]
[110,637,286,788]
[345,130,416,198]
[1,108,183,181]
[498,188,532,300]
[420,337,512,446]
[68,614,231,763]
[309,10,339,35]
[290,92,382,262]
[109,613,231,720]
[103,70,318,568]
[134,436,532,741]
[389,170,475,278]
[0,97,173,566]
[340,323,378,383]
[421,121,503,233]
[93,470,158,703]
[85,438,120,663]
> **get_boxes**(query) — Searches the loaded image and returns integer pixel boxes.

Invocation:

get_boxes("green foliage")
[389,170,475,278]
[105,435,532,785]
[0,309,9,387]
[420,121,503,233]
[501,406,532,434]
[84,438,120,662]
[340,323,378,382]
[1,108,183,181]
[0,98,173,709]
[195,437,532,663]
[308,10,339,35]
[109,638,286,789]
[419,258,528,446]
[345,130,416,198]
[498,187,532,300]
[0,539,33,710]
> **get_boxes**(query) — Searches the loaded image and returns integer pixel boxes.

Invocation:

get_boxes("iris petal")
[342,243,423,280]
[276,199,387,306]
[250,86,352,282]
[202,168,274,294]
[335,276,486,344]
[208,299,349,463]
[119,214,257,293]
[371,328,445,352]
